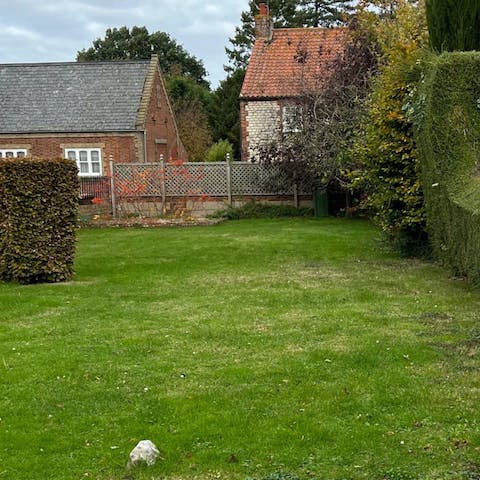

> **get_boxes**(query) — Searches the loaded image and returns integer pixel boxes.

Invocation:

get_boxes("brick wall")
[143,67,186,162]
[243,100,281,162]
[0,133,141,175]
[0,59,186,168]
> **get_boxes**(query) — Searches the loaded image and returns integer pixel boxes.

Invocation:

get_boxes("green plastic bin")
[313,190,329,217]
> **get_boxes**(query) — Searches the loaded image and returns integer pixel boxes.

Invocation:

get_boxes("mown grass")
[0,218,479,480]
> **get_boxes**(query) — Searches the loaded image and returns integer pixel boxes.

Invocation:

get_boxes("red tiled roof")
[240,27,346,99]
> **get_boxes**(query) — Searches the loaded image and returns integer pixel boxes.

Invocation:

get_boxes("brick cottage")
[0,55,186,176]
[239,3,345,162]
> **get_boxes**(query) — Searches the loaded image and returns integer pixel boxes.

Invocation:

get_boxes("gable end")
[135,56,158,129]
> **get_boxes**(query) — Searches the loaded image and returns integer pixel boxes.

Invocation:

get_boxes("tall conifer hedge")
[426,0,480,51]
[415,52,480,282]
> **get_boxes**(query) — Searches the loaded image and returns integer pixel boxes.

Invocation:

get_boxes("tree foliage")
[350,0,429,253]
[358,0,414,16]
[297,0,355,26]
[78,26,214,160]
[172,98,212,162]
[167,76,213,162]
[205,140,235,163]
[256,16,378,193]
[166,75,212,112]
[426,0,480,52]
[225,0,352,71]
[77,26,208,86]
[209,69,245,160]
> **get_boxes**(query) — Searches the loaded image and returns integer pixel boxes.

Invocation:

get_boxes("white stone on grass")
[127,440,160,468]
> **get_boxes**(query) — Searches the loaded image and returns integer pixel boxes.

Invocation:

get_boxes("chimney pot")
[255,3,273,41]
[259,3,268,16]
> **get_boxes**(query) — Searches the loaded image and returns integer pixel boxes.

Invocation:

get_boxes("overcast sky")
[0,0,250,87]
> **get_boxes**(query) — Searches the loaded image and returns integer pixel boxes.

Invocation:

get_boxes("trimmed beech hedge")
[0,158,79,284]
[416,52,480,282]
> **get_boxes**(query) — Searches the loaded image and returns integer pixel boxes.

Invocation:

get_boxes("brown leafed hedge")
[0,158,79,284]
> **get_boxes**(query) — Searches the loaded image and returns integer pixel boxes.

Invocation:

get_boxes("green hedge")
[416,52,480,282]
[211,201,313,220]
[426,0,480,52]
[0,158,79,284]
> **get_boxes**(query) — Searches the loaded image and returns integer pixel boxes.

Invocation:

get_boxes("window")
[282,105,302,134]
[0,149,27,158]
[65,148,102,177]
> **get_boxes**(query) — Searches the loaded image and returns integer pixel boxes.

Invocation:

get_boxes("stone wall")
[244,100,281,162]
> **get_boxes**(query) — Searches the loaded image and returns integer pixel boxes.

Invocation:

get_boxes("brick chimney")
[255,3,273,41]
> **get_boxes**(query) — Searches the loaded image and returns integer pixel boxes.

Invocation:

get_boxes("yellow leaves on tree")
[351,0,429,254]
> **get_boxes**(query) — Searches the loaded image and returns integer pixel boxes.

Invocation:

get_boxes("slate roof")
[0,60,150,134]
[240,27,346,100]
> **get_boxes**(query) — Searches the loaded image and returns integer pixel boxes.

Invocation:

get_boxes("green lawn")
[0,219,479,480]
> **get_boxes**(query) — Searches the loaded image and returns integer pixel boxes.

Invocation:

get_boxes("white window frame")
[0,149,27,158]
[65,148,102,177]
[282,104,303,134]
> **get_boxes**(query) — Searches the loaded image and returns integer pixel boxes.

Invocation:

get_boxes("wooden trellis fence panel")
[230,162,293,195]
[113,163,163,197]
[109,161,296,198]
[79,160,307,217]
[164,162,228,196]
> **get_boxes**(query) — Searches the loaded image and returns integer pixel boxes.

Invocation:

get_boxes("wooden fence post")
[159,155,166,215]
[109,157,117,218]
[293,183,299,208]
[226,153,233,206]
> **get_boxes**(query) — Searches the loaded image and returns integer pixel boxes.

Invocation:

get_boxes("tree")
[225,0,352,72]
[77,26,208,87]
[350,0,429,254]
[166,76,213,161]
[172,100,213,162]
[78,26,214,160]
[297,0,354,26]
[426,0,480,52]
[166,75,212,113]
[256,16,378,194]
[209,69,246,160]
[358,0,410,16]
